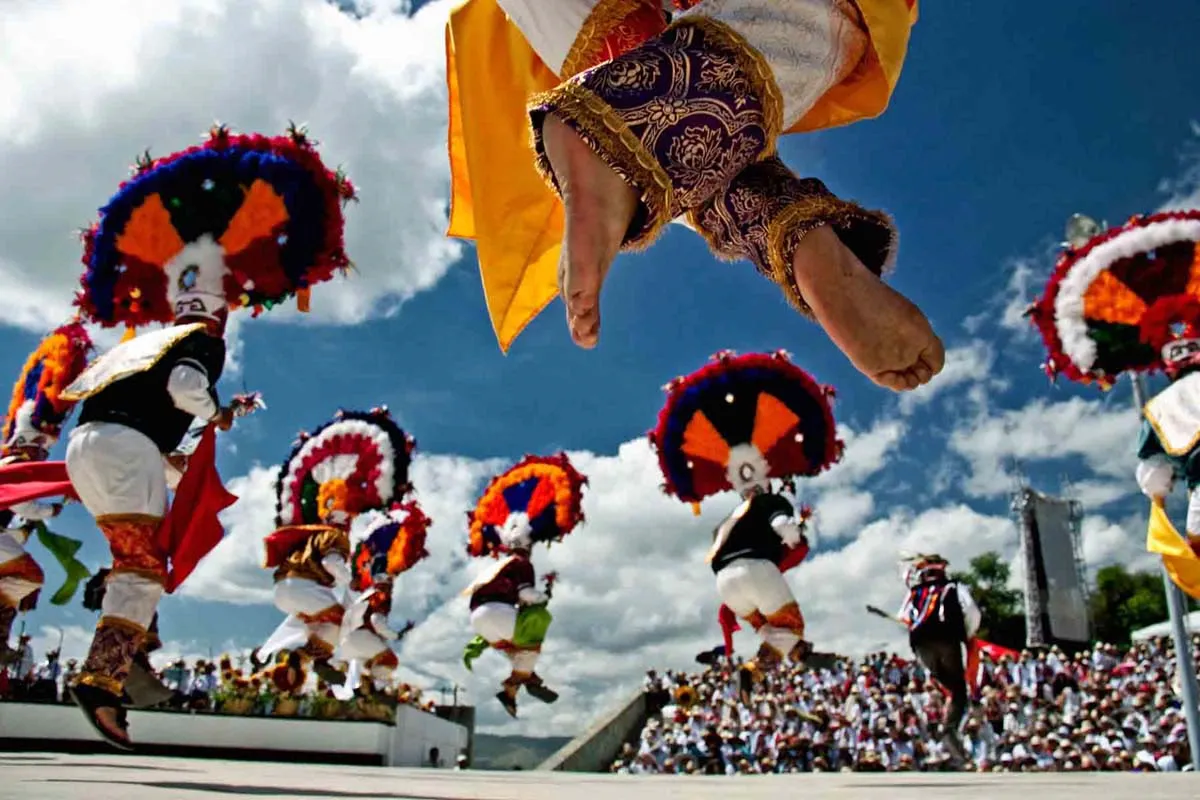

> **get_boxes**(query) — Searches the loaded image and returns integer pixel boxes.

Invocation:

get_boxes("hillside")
[471,734,573,771]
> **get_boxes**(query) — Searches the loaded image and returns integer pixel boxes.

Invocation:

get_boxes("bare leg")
[793,227,945,391]
[542,117,637,348]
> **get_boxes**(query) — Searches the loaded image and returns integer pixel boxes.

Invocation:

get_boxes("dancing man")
[649,350,842,677]
[0,322,93,662]
[462,454,586,718]
[447,0,943,391]
[63,125,355,748]
[260,408,416,688]
[337,501,430,695]
[869,553,980,764]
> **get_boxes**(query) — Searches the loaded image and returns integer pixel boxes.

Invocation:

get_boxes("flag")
[1146,499,1200,600]
[31,522,91,605]
[156,425,238,593]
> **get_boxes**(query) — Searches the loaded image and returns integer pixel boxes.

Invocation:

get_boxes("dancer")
[462,454,586,718]
[63,124,354,749]
[447,1,943,392]
[259,408,415,688]
[0,322,93,662]
[337,501,430,695]
[867,553,981,765]
[1031,210,1200,594]
[648,350,842,678]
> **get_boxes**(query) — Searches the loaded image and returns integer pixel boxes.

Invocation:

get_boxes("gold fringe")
[96,614,150,637]
[94,513,164,526]
[108,566,168,586]
[671,16,785,159]
[75,671,123,696]
[529,81,674,250]
[766,195,898,318]
[561,0,650,78]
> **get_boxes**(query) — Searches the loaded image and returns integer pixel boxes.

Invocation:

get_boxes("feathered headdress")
[76,123,357,331]
[274,407,414,529]
[352,500,433,589]
[2,322,93,457]
[1030,209,1200,386]
[648,350,843,508]
[467,453,587,558]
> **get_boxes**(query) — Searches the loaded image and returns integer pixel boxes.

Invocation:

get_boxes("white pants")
[65,422,167,518]
[471,602,539,673]
[342,628,388,662]
[715,557,801,655]
[498,0,868,129]
[0,530,40,605]
[275,577,341,645]
[1188,486,1200,535]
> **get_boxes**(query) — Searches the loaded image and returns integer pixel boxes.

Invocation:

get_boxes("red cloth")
[966,638,1019,690]
[263,526,321,569]
[717,541,810,654]
[0,460,78,509]
[157,425,238,593]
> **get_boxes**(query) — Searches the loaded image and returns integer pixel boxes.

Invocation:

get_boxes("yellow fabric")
[445,0,918,352]
[1146,499,1200,600]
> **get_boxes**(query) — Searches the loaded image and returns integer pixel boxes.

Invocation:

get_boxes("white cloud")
[1157,121,1200,212]
[897,340,998,415]
[0,0,461,334]
[949,396,1140,498]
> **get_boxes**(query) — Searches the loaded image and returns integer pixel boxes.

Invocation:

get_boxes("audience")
[615,636,1200,774]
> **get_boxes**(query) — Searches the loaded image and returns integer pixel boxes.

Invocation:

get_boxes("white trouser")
[497,0,868,130]
[679,0,869,129]
[342,628,388,662]
[65,422,167,518]
[715,557,801,655]
[1188,486,1200,535]
[0,530,40,605]
[471,602,539,673]
[275,577,341,645]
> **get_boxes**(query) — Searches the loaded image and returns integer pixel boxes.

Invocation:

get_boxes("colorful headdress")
[275,407,414,529]
[352,500,433,589]
[1030,209,1200,385]
[76,124,357,330]
[2,322,93,457]
[648,350,843,507]
[467,453,587,558]
[901,552,949,588]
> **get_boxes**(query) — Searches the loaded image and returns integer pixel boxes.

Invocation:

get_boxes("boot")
[523,673,559,704]
[530,17,778,249]
[496,674,525,718]
[788,640,837,671]
[691,156,896,316]
[312,659,346,687]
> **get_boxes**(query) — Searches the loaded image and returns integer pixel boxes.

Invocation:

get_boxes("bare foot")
[541,116,637,348]
[792,226,945,391]
[94,707,132,747]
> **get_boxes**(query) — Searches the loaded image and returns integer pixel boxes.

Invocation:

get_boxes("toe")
[924,338,946,375]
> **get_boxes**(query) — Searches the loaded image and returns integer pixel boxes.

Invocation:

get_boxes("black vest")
[710,492,794,574]
[906,579,967,646]
[76,330,225,454]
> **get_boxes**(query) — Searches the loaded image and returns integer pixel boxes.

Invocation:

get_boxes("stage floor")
[0,752,1195,799]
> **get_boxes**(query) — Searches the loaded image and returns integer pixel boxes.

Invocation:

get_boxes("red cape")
[156,425,238,593]
[0,460,78,509]
[717,541,810,654]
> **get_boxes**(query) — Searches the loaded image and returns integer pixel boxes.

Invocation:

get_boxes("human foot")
[792,226,945,391]
[541,116,637,348]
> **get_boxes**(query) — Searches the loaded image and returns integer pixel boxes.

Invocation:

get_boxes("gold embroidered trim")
[60,323,207,402]
[672,16,785,159]
[97,614,150,637]
[767,196,897,318]
[75,671,123,696]
[529,81,674,250]
[95,513,165,526]
[108,566,168,586]
[684,209,740,262]
[562,0,648,78]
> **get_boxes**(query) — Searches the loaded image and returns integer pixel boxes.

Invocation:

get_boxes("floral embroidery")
[78,616,145,695]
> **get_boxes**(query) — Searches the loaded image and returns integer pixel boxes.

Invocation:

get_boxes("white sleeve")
[957,583,982,639]
[518,587,548,605]
[164,458,184,491]
[166,361,219,421]
[770,516,802,547]
[1135,455,1176,499]
[10,500,57,521]
[370,612,398,640]
[321,553,351,585]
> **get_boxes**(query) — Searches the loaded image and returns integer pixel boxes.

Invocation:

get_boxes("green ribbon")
[32,522,92,606]
[462,636,489,672]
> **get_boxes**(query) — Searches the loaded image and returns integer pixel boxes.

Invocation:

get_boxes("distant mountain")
[471,733,573,771]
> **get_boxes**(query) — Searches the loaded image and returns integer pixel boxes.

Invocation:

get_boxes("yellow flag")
[1146,500,1200,599]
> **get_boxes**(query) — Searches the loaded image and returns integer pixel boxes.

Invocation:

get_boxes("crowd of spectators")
[618,635,1200,774]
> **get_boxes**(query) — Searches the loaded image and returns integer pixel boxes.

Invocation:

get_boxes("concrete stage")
[0,752,1195,800]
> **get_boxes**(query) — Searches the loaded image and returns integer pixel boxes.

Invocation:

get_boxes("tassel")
[691,502,701,517]
[296,288,311,313]
[120,325,136,343]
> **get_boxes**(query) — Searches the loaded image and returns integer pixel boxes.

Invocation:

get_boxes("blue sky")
[1,0,1198,734]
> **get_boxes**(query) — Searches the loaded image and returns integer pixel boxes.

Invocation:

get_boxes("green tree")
[950,551,1026,649]
[1088,564,1170,646]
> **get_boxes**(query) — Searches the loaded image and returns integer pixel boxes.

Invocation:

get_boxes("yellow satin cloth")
[1146,499,1200,599]
[446,0,919,352]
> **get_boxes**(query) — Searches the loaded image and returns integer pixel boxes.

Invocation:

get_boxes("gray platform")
[0,752,1196,799]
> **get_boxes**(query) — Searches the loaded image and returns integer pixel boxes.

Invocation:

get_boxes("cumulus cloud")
[897,340,998,416]
[0,0,461,334]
